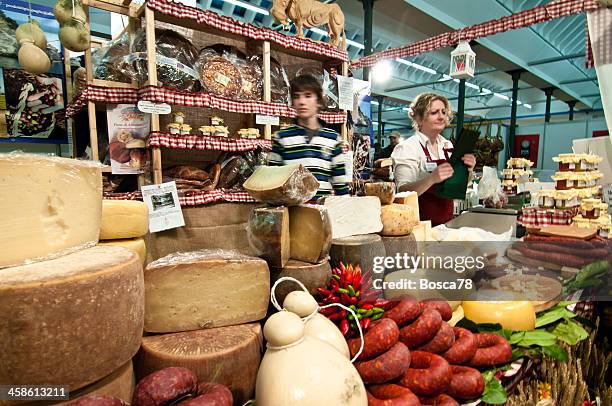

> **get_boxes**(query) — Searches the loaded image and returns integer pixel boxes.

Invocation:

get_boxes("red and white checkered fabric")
[353,0,602,69]
[178,189,256,206]
[147,131,272,151]
[139,86,347,123]
[518,206,580,227]
[103,191,143,201]
[147,0,348,62]
[66,85,139,117]
[587,6,612,67]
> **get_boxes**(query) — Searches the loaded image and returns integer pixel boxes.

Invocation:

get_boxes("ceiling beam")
[560,77,598,85]
[527,53,583,67]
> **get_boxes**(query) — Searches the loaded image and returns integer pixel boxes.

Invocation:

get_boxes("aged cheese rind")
[243,164,319,206]
[247,207,290,268]
[0,154,102,268]
[0,246,144,389]
[381,234,417,272]
[134,324,263,405]
[329,234,386,276]
[365,182,395,205]
[99,238,146,265]
[324,196,383,239]
[271,259,332,305]
[144,250,270,333]
[289,205,332,263]
[394,191,420,222]
[380,204,419,236]
[100,200,149,240]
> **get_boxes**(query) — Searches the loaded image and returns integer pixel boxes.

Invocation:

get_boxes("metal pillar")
[507,70,522,161]
[377,95,384,151]
[361,0,375,80]
[544,88,555,123]
[567,100,577,121]
[456,79,466,139]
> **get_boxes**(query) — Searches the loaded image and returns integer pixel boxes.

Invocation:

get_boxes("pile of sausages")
[348,299,512,406]
[68,368,232,406]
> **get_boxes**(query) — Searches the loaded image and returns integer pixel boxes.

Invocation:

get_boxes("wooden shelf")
[103,188,256,207]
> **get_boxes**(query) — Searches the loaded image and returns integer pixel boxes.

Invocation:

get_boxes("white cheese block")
[0,246,144,389]
[144,250,270,333]
[324,196,383,239]
[289,205,332,263]
[100,200,148,240]
[99,237,146,265]
[247,207,290,268]
[394,191,420,222]
[0,154,102,268]
[271,259,332,305]
[412,220,433,251]
[134,324,263,405]
[243,164,319,206]
[380,204,419,236]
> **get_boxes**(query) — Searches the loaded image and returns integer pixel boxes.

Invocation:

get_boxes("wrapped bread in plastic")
[92,32,131,82]
[270,57,290,104]
[197,46,242,99]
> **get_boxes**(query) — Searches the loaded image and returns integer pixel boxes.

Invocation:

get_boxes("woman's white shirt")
[391,130,454,189]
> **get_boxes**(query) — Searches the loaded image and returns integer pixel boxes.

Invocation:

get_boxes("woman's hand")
[430,162,454,183]
[461,154,476,171]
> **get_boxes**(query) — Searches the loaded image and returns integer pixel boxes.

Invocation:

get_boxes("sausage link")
[419,394,459,406]
[420,300,452,322]
[355,342,411,384]
[69,396,127,406]
[417,322,455,354]
[348,318,399,361]
[468,333,512,367]
[367,384,421,406]
[399,308,442,349]
[132,367,197,406]
[399,351,451,397]
[177,383,233,406]
[446,366,485,400]
[383,299,423,327]
[441,327,477,365]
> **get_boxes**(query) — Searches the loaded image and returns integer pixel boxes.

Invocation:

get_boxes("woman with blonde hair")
[391,93,476,226]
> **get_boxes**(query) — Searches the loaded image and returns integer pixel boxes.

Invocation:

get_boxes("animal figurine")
[271,0,347,49]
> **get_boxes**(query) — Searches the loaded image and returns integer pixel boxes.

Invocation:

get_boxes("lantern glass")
[450,41,476,79]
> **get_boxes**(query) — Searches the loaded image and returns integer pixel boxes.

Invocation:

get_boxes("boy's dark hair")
[290,74,323,103]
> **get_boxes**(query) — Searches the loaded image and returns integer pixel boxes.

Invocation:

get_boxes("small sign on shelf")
[256,114,280,125]
[138,101,172,115]
[141,181,185,233]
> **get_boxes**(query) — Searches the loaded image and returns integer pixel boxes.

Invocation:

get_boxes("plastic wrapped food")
[197,47,242,99]
[237,55,263,101]
[73,66,87,96]
[129,29,199,91]
[270,57,290,104]
[478,166,507,208]
[243,164,319,206]
[218,155,252,190]
[92,32,131,82]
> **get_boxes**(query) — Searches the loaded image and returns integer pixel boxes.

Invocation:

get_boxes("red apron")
[418,142,454,226]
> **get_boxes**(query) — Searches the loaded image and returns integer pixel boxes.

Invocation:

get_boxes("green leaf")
[509,331,525,344]
[475,322,505,332]
[552,319,588,345]
[455,318,479,332]
[542,344,569,362]
[481,374,508,404]
[514,330,558,347]
[535,307,576,328]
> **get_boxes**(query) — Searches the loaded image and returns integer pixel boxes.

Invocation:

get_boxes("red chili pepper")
[328,312,343,321]
[350,296,358,305]
[317,288,331,296]
[339,262,346,273]
[361,303,374,310]
[319,307,335,316]
[341,293,351,305]
[339,309,347,318]
[360,318,371,330]
[330,278,339,291]
[340,319,349,336]
[353,274,362,291]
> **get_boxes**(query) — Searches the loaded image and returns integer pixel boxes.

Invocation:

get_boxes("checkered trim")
[586,6,612,67]
[147,131,272,151]
[146,0,348,62]
[518,206,580,227]
[104,189,256,206]
[66,85,138,117]
[352,0,602,69]
[139,86,347,123]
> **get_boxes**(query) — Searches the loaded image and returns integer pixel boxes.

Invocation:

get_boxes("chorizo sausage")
[366,384,421,406]
[468,333,512,367]
[132,367,197,406]
[348,318,399,361]
[417,322,455,354]
[355,342,411,384]
[69,396,127,406]
[383,299,422,327]
[399,308,442,349]
[441,327,477,365]
[177,383,233,406]
[420,300,452,322]
[419,394,459,406]
[446,366,484,400]
[399,351,451,397]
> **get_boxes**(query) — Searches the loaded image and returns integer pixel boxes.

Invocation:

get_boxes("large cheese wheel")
[271,259,332,305]
[393,191,420,222]
[134,324,263,405]
[99,237,146,265]
[0,246,144,389]
[329,234,386,276]
[144,250,270,333]
[289,205,332,263]
[380,204,419,236]
[100,200,148,240]
[247,207,290,268]
[462,300,536,331]
[243,164,319,205]
[381,234,417,273]
[0,154,102,268]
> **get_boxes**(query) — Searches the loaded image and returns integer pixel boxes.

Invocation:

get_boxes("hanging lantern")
[450,41,476,79]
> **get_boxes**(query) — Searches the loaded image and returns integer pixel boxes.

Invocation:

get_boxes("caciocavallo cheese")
[100,200,149,240]
[134,324,263,405]
[144,250,270,333]
[0,246,144,389]
[0,154,102,268]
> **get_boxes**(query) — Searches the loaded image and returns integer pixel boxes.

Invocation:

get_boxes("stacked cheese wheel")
[97,200,149,265]
[347,299,512,405]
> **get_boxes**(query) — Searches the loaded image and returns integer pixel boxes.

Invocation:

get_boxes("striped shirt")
[268,125,350,200]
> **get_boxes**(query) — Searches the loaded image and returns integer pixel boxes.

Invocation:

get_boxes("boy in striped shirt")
[268,74,350,201]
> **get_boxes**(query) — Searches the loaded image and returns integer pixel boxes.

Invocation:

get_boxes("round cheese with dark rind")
[271,259,332,305]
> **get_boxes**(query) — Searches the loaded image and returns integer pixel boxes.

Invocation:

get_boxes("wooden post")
[83,4,99,162]
[145,6,162,184]
[263,41,272,140]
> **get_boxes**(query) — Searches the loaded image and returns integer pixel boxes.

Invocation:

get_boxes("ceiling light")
[465,82,480,90]
[223,0,270,15]
[396,58,437,74]
[493,93,510,101]
[310,27,364,49]
[371,100,379,105]
[372,60,394,83]
[402,107,411,112]
[524,103,532,109]
[517,100,522,105]
[441,74,460,83]
[480,88,492,95]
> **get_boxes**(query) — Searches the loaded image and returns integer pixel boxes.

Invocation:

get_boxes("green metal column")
[567,100,577,121]
[377,95,384,153]
[544,88,555,123]
[456,79,466,139]
[361,0,375,80]
[507,70,522,161]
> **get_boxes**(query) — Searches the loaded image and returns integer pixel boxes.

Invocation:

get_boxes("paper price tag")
[337,75,354,111]
[256,114,280,125]
[138,101,171,115]
[141,181,185,233]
